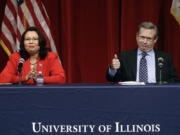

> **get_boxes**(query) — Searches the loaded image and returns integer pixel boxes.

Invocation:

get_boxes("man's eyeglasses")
[24,38,39,42]
[138,36,155,42]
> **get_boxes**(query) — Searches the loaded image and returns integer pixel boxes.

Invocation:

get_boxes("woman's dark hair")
[19,26,49,60]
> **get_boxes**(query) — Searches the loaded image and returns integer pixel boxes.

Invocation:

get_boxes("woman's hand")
[26,70,37,81]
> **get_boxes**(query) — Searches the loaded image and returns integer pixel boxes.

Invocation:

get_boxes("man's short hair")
[137,21,158,39]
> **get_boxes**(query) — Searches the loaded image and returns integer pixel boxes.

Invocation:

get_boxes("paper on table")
[118,81,145,85]
[0,83,12,85]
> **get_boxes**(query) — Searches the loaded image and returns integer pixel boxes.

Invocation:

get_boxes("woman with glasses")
[0,27,66,84]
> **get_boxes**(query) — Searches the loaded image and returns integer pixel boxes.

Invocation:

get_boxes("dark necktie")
[139,51,148,82]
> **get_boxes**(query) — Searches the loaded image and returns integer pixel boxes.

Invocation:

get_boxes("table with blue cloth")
[0,83,180,135]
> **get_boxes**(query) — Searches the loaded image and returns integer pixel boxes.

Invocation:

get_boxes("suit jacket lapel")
[131,49,138,80]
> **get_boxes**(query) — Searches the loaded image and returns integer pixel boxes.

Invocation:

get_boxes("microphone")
[157,57,165,84]
[18,58,25,73]
[158,57,164,69]
[17,58,25,84]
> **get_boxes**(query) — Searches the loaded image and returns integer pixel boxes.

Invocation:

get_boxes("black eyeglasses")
[24,37,39,42]
[138,36,155,42]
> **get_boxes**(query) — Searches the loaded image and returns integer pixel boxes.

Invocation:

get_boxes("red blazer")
[0,52,66,84]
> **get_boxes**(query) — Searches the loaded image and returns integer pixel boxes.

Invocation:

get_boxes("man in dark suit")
[106,21,179,83]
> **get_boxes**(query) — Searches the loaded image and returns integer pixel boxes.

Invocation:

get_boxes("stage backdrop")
[0,0,180,83]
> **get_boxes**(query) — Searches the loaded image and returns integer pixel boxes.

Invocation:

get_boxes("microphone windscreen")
[158,57,164,63]
[158,57,164,62]
[158,57,164,68]
[19,58,25,64]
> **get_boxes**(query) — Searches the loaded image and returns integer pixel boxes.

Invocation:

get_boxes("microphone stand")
[159,66,163,84]
[18,72,22,85]
[158,63,167,85]
[17,58,25,85]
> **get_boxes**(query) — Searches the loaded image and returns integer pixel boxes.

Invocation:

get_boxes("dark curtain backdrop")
[0,0,180,83]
